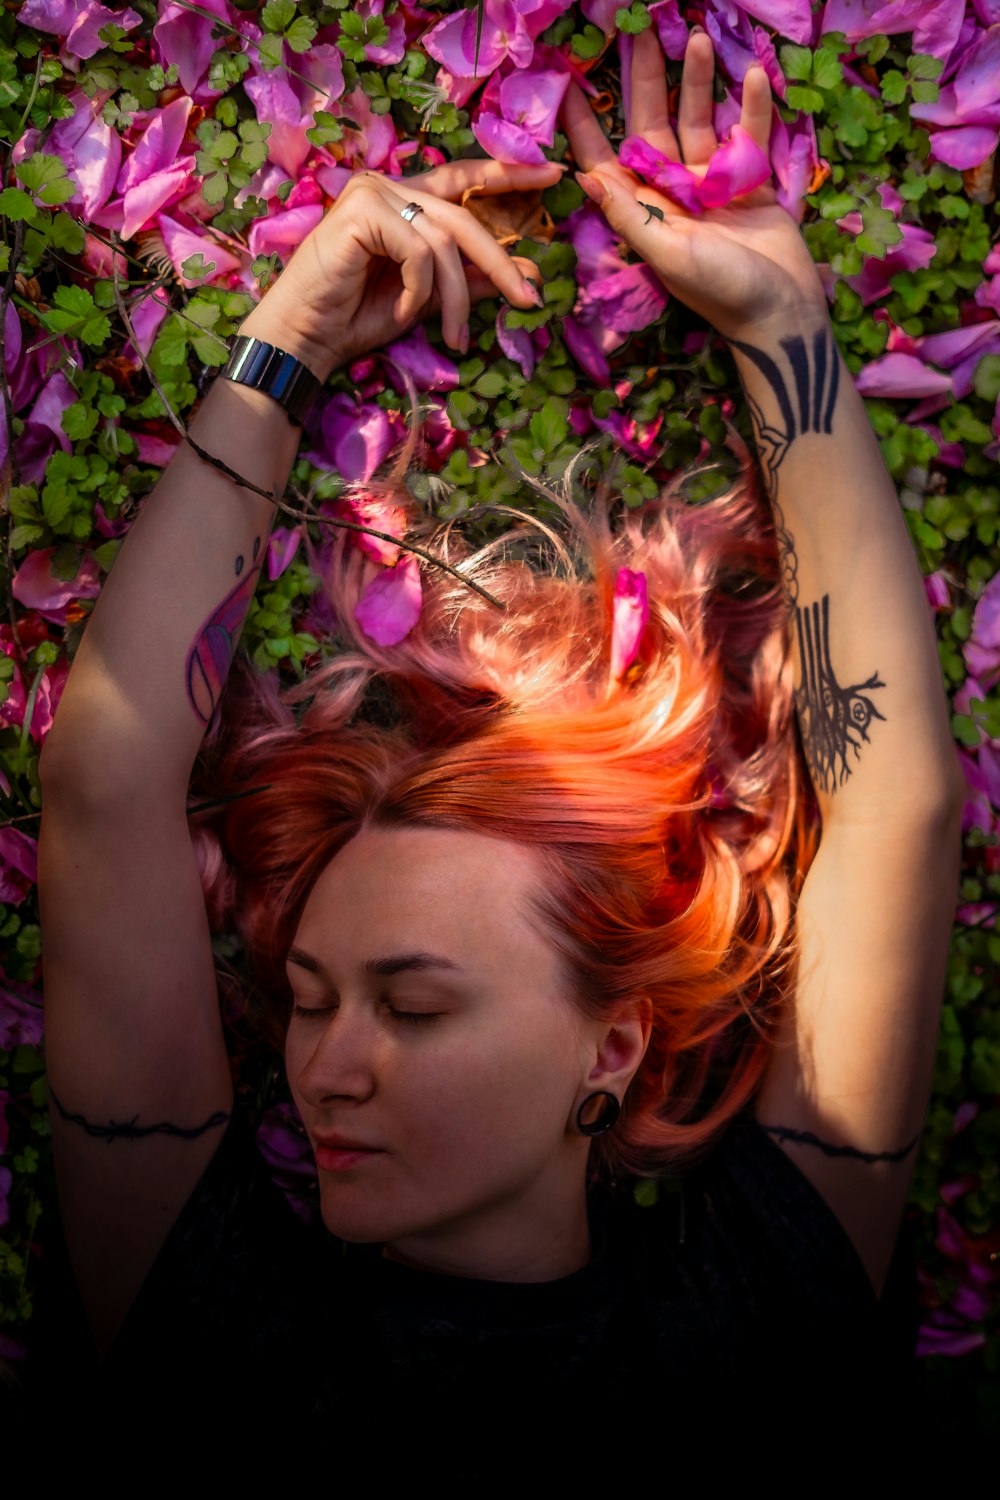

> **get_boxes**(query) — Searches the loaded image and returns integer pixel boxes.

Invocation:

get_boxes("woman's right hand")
[238,158,566,381]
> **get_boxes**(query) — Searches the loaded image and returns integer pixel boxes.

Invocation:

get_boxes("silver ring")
[400,201,424,222]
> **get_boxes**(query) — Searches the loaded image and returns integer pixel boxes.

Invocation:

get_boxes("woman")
[33,27,961,1468]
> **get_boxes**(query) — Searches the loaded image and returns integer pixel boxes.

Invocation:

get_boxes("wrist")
[722,296,832,350]
[238,302,340,385]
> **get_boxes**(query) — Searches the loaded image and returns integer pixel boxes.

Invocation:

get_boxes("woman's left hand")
[559,28,830,342]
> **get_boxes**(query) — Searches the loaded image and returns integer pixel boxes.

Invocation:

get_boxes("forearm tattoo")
[185,535,263,725]
[50,1085,230,1143]
[760,1120,920,1164]
[727,327,887,794]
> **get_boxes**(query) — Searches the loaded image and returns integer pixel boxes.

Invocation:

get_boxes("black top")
[27,1103,924,1471]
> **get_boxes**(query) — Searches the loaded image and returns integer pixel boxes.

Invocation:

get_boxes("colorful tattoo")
[186,536,262,725]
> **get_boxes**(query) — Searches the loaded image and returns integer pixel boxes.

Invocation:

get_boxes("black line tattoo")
[50,1085,230,1144]
[794,596,887,792]
[726,325,886,793]
[761,1121,920,1164]
[727,326,839,608]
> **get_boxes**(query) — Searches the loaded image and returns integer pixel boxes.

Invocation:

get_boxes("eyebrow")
[286,946,465,979]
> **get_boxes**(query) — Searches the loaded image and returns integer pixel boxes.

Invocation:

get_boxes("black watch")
[221,334,324,431]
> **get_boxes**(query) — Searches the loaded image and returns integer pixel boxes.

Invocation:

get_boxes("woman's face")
[285,824,626,1281]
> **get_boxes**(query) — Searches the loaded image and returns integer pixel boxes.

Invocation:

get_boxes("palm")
[561,29,828,336]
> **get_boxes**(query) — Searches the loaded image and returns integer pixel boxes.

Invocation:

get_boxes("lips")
[313,1133,383,1151]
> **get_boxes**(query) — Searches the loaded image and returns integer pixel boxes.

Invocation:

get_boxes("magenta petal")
[472,111,547,164]
[696,123,773,209]
[355,554,422,645]
[927,124,1000,172]
[266,526,304,581]
[610,567,649,680]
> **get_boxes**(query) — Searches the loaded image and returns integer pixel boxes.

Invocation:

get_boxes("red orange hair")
[191,410,819,1188]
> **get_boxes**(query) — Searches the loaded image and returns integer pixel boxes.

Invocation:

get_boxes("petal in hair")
[355,553,422,646]
[610,567,648,681]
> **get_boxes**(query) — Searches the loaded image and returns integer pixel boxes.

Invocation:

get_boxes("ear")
[588,995,653,1095]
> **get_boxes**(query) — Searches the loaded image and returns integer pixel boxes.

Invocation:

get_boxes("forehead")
[295,824,553,969]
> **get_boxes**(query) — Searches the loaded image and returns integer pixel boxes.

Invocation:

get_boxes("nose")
[292,1004,379,1106]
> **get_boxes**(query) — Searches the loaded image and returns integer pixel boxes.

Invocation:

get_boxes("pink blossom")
[619,122,772,216]
[610,568,649,681]
[13,90,121,222]
[0,830,38,906]
[853,353,953,400]
[923,571,951,612]
[257,1101,319,1224]
[157,214,244,289]
[382,326,461,393]
[310,396,397,483]
[152,0,261,102]
[965,569,1000,688]
[20,0,143,60]
[355,553,422,645]
[0,975,44,1049]
[333,493,409,568]
[12,547,102,627]
[910,23,1000,171]
[267,526,305,582]
[91,97,197,240]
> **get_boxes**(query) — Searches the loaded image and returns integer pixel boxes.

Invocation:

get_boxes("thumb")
[575,169,693,280]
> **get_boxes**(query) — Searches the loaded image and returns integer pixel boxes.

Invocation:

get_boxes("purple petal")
[266,526,304,581]
[853,352,953,400]
[496,306,537,380]
[382,325,460,392]
[355,553,422,645]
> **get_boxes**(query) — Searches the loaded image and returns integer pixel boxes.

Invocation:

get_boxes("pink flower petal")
[355,553,422,646]
[610,567,649,681]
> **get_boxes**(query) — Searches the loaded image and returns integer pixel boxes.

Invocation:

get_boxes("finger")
[677,29,719,172]
[383,192,471,351]
[740,61,774,155]
[401,156,568,204]
[571,173,696,298]
[627,26,679,161]
[559,77,619,175]
[364,175,544,315]
[344,180,437,328]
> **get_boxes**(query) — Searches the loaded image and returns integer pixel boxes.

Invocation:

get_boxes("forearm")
[725,305,964,825]
[39,366,302,803]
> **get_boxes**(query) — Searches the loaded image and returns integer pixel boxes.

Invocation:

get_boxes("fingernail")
[522,279,544,308]
[458,321,469,354]
[691,24,706,36]
[575,171,607,206]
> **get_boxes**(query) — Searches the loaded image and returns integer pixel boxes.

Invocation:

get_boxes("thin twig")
[107,232,504,609]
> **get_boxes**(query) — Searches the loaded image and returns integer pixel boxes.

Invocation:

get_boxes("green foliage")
[2,0,998,1428]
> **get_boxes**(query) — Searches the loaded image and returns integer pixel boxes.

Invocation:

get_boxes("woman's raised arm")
[560,28,965,1298]
[35,163,556,1355]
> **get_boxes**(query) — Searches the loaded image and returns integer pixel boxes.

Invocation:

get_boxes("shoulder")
[604,1106,894,1319]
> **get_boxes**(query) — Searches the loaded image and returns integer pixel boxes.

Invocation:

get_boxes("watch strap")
[222,334,324,430]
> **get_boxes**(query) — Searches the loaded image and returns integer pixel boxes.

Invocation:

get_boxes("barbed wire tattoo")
[760,1120,920,1164]
[50,1085,230,1144]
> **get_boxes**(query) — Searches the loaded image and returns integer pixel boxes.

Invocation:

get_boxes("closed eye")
[291,1003,442,1026]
